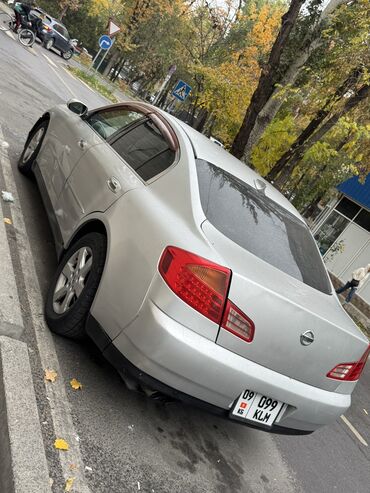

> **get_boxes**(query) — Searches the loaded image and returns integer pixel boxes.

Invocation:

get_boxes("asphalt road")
[0,24,369,493]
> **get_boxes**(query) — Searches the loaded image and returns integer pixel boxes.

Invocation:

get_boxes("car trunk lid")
[202,220,368,392]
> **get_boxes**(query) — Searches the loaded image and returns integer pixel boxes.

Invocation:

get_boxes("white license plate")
[231,389,284,426]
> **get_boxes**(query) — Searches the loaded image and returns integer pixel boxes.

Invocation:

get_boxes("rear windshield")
[196,159,331,294]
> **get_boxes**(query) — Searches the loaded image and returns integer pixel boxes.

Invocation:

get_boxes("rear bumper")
[91,299,351,434]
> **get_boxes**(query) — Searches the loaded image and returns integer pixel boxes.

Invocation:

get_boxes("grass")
[68,67,118,103]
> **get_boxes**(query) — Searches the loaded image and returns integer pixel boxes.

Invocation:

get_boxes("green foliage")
[251,116,297,175]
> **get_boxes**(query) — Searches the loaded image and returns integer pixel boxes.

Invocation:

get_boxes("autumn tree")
[230,0,352,162]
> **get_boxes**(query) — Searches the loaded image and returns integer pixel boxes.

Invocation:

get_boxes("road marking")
[5,30,15,40]
[48,63,76,98]
[0,124,91,492]
[42,52,58,68]
[340,415,368,447]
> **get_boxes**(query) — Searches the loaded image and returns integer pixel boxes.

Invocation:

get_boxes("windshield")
[196,159,331,294]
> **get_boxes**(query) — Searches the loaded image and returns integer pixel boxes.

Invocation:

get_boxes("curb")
[0,335,51,492]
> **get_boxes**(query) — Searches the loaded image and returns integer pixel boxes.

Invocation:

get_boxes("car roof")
[173,119,304,221]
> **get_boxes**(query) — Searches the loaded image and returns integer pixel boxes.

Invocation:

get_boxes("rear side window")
[196,159,331,294]
[111,120,175,181]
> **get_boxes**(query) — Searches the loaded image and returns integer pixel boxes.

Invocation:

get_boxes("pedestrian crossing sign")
[172,80,192,102]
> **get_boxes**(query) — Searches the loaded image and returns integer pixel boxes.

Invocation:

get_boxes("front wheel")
[18,120,48,176]
[45,233,107,340]
[62,49,73,60]
[18,28,36,47]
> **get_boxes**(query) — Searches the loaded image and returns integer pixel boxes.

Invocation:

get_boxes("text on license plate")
[231,390,285,426]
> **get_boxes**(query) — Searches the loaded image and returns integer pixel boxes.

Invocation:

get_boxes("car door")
[56,108,179,242]
[53,23,69,51]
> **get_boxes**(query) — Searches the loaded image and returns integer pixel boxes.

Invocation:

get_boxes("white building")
[312,174,370,308]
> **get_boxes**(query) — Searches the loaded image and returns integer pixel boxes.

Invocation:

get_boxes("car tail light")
[327,344,370,381]
[158,246,255,342]
[221,300,255,342]
[159,246,231,324]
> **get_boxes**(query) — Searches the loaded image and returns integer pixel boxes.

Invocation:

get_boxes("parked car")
[39,16,75,60]
[18,100,369,435]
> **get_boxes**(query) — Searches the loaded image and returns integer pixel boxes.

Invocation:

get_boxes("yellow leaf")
[44,369,57,383]
[3,218,12,225]
[65,477,75,492]
[54,438,69,451]
[70,378,82,390]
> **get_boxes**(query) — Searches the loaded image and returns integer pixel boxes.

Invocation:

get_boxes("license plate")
[231,389,284,426]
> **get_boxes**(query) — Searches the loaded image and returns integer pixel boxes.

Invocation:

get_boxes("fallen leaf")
[69,464,77,470]
[3,218,12,225]
[45,369,58,383]
[65,477,75,492]
[70,378,82,390]
[54,438,69,451]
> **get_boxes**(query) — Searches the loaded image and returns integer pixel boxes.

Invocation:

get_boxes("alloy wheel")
[22,127,45,163]
[53,247,93,314]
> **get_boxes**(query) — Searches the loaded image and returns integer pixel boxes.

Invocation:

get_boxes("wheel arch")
[61,218,108,260]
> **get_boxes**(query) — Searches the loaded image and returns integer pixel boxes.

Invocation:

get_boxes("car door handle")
[78,139,87,150]
[107,177,121,193]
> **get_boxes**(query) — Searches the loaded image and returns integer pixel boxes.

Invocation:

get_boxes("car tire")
[62,49,73,60]
[45,232,107,340]
[18,120,48,176]
[44,38,54,50]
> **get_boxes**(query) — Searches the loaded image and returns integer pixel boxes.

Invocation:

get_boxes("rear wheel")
[18,120,48,176]
[62,48,73,60]
[44,38,54,50]
[18,28,36,47]
[45,233,107,340]
[0,12,12,31]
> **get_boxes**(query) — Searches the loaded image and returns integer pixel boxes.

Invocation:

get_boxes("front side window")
[196,159,331,294]
[111,120,175,181]
[86,108,143,140]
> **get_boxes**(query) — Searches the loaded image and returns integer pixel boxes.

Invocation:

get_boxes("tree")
[266,66,366,184]
[59,0,81,20]
[230,0,350,162]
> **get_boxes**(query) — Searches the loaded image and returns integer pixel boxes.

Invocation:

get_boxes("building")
[312,174,370,308]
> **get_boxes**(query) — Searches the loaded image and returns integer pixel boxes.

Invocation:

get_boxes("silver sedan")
[19,100,370,435]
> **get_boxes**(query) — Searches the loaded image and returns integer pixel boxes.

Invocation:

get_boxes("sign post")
[172,80,192,102]
[153,64,177,105]
[90,21,121,73]
[95,36,115,73]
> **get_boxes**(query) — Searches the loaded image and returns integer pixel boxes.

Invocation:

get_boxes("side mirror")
[67,100,88,117]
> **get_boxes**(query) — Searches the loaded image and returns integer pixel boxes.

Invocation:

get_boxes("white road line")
[48,63,76,98]
[5,30,15,40]
[42,52,58,68]
[340,415,368,447]
[0,124,91,492]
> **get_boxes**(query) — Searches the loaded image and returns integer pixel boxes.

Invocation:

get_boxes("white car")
[18,100,369,435]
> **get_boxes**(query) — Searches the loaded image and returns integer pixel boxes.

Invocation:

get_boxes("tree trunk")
[230,0,305,160]
[102,51,120,77]
[231,0,348,162]
[194,107,209,133]
[59,6,68,20]
[272,84,370,188]
[266,66,364,182]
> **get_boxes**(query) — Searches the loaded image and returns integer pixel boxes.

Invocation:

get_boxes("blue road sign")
[99,35,112,50]
[172,80,192,102]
